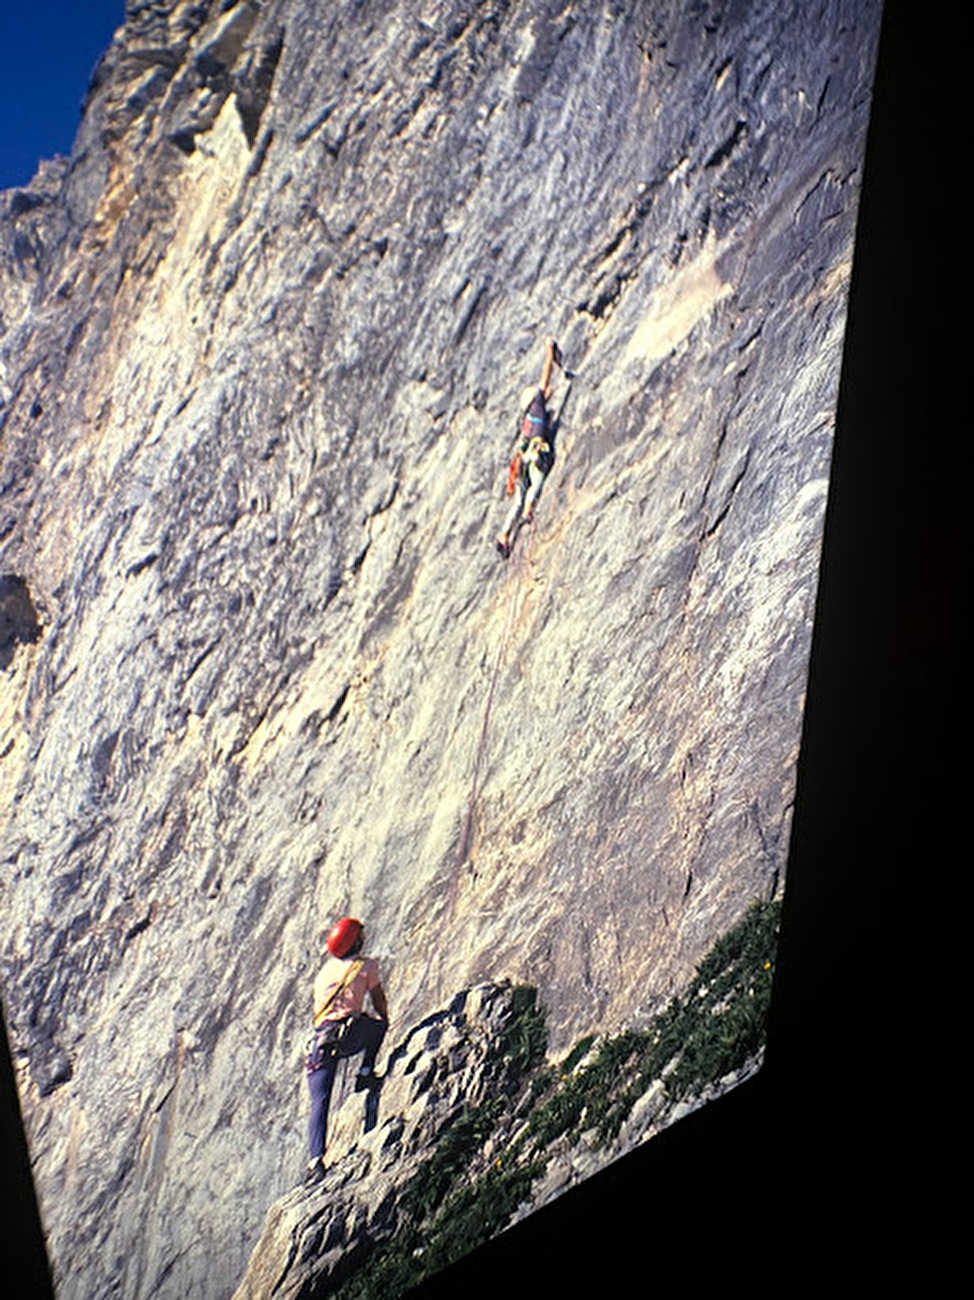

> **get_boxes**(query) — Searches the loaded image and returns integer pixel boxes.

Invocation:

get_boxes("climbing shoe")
[304,1159,326,1185]
[354,1068,378,1092]
[495,534,511,559]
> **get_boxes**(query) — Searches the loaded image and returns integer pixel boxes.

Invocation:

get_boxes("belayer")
[495,336,563,559]
[304,916,389,1184]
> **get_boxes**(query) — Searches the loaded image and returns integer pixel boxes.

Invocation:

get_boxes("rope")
[444,538,526,910]
[397,530,532,1021]
[394,359,572,1024]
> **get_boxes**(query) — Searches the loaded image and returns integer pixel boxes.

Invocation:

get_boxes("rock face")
[236,982,541,1300]
[235,899,778,1300]
[0,2,880,1297]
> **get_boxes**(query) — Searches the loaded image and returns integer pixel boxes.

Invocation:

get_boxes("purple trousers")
[307,1015,387,1160]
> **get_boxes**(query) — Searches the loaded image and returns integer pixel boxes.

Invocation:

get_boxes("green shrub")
[501,985,548,1077]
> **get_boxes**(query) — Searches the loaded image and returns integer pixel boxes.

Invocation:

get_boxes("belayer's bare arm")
[370,982,389,1021]
[538,336,561,400]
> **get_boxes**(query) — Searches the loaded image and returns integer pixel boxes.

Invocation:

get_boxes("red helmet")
[327,916,363,958]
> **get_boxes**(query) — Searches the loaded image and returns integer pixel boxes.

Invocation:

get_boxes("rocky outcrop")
[0,2,880,1297]
[236,900,777,1299]
[235,982,539,1300]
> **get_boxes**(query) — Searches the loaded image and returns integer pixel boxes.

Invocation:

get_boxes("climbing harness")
[306,958,364,1072]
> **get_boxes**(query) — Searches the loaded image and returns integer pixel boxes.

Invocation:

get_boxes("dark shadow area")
[1,1006,53,1297]
[544,367,573,456]
[0,573,41,669]
[363,1075,382,1134]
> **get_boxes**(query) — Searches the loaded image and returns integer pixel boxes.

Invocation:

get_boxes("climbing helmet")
[327,916,364,958]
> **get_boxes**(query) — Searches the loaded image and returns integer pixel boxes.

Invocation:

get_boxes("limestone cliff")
[0,1,880,1296]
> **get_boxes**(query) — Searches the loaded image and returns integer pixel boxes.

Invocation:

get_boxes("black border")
[2,3,956,1293]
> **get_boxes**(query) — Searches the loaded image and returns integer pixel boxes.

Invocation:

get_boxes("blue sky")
[0,3,124,190]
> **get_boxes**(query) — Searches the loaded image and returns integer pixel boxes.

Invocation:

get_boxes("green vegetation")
[332,900,781,1300]
[594,897,779,1143]
[524,898,780,1150]
[499,984,548,1077]
[558,1033,597,1076]
[333,1153,546,1300]
[398,1099,504,1222]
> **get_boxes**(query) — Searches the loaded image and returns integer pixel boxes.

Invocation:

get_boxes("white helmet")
[520,385,538,413]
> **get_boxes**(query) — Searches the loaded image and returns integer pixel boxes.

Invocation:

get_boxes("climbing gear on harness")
[306,956,365,1072]
[523,434,551,472]
[326,916,363,958]
[305,1015,356,1074]
[506,450,523,496]
[305,1019,343,1074]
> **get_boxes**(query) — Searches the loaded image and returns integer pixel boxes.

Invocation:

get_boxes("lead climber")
[304,915,389,1184]
[495,336,563,559]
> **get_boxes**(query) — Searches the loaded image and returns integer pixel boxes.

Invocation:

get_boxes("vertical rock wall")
[0,1,881,1295]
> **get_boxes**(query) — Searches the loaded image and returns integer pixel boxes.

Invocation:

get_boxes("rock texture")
[236,982,540,1300]
[234,899,778,1299]
[0,1,880,1297]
